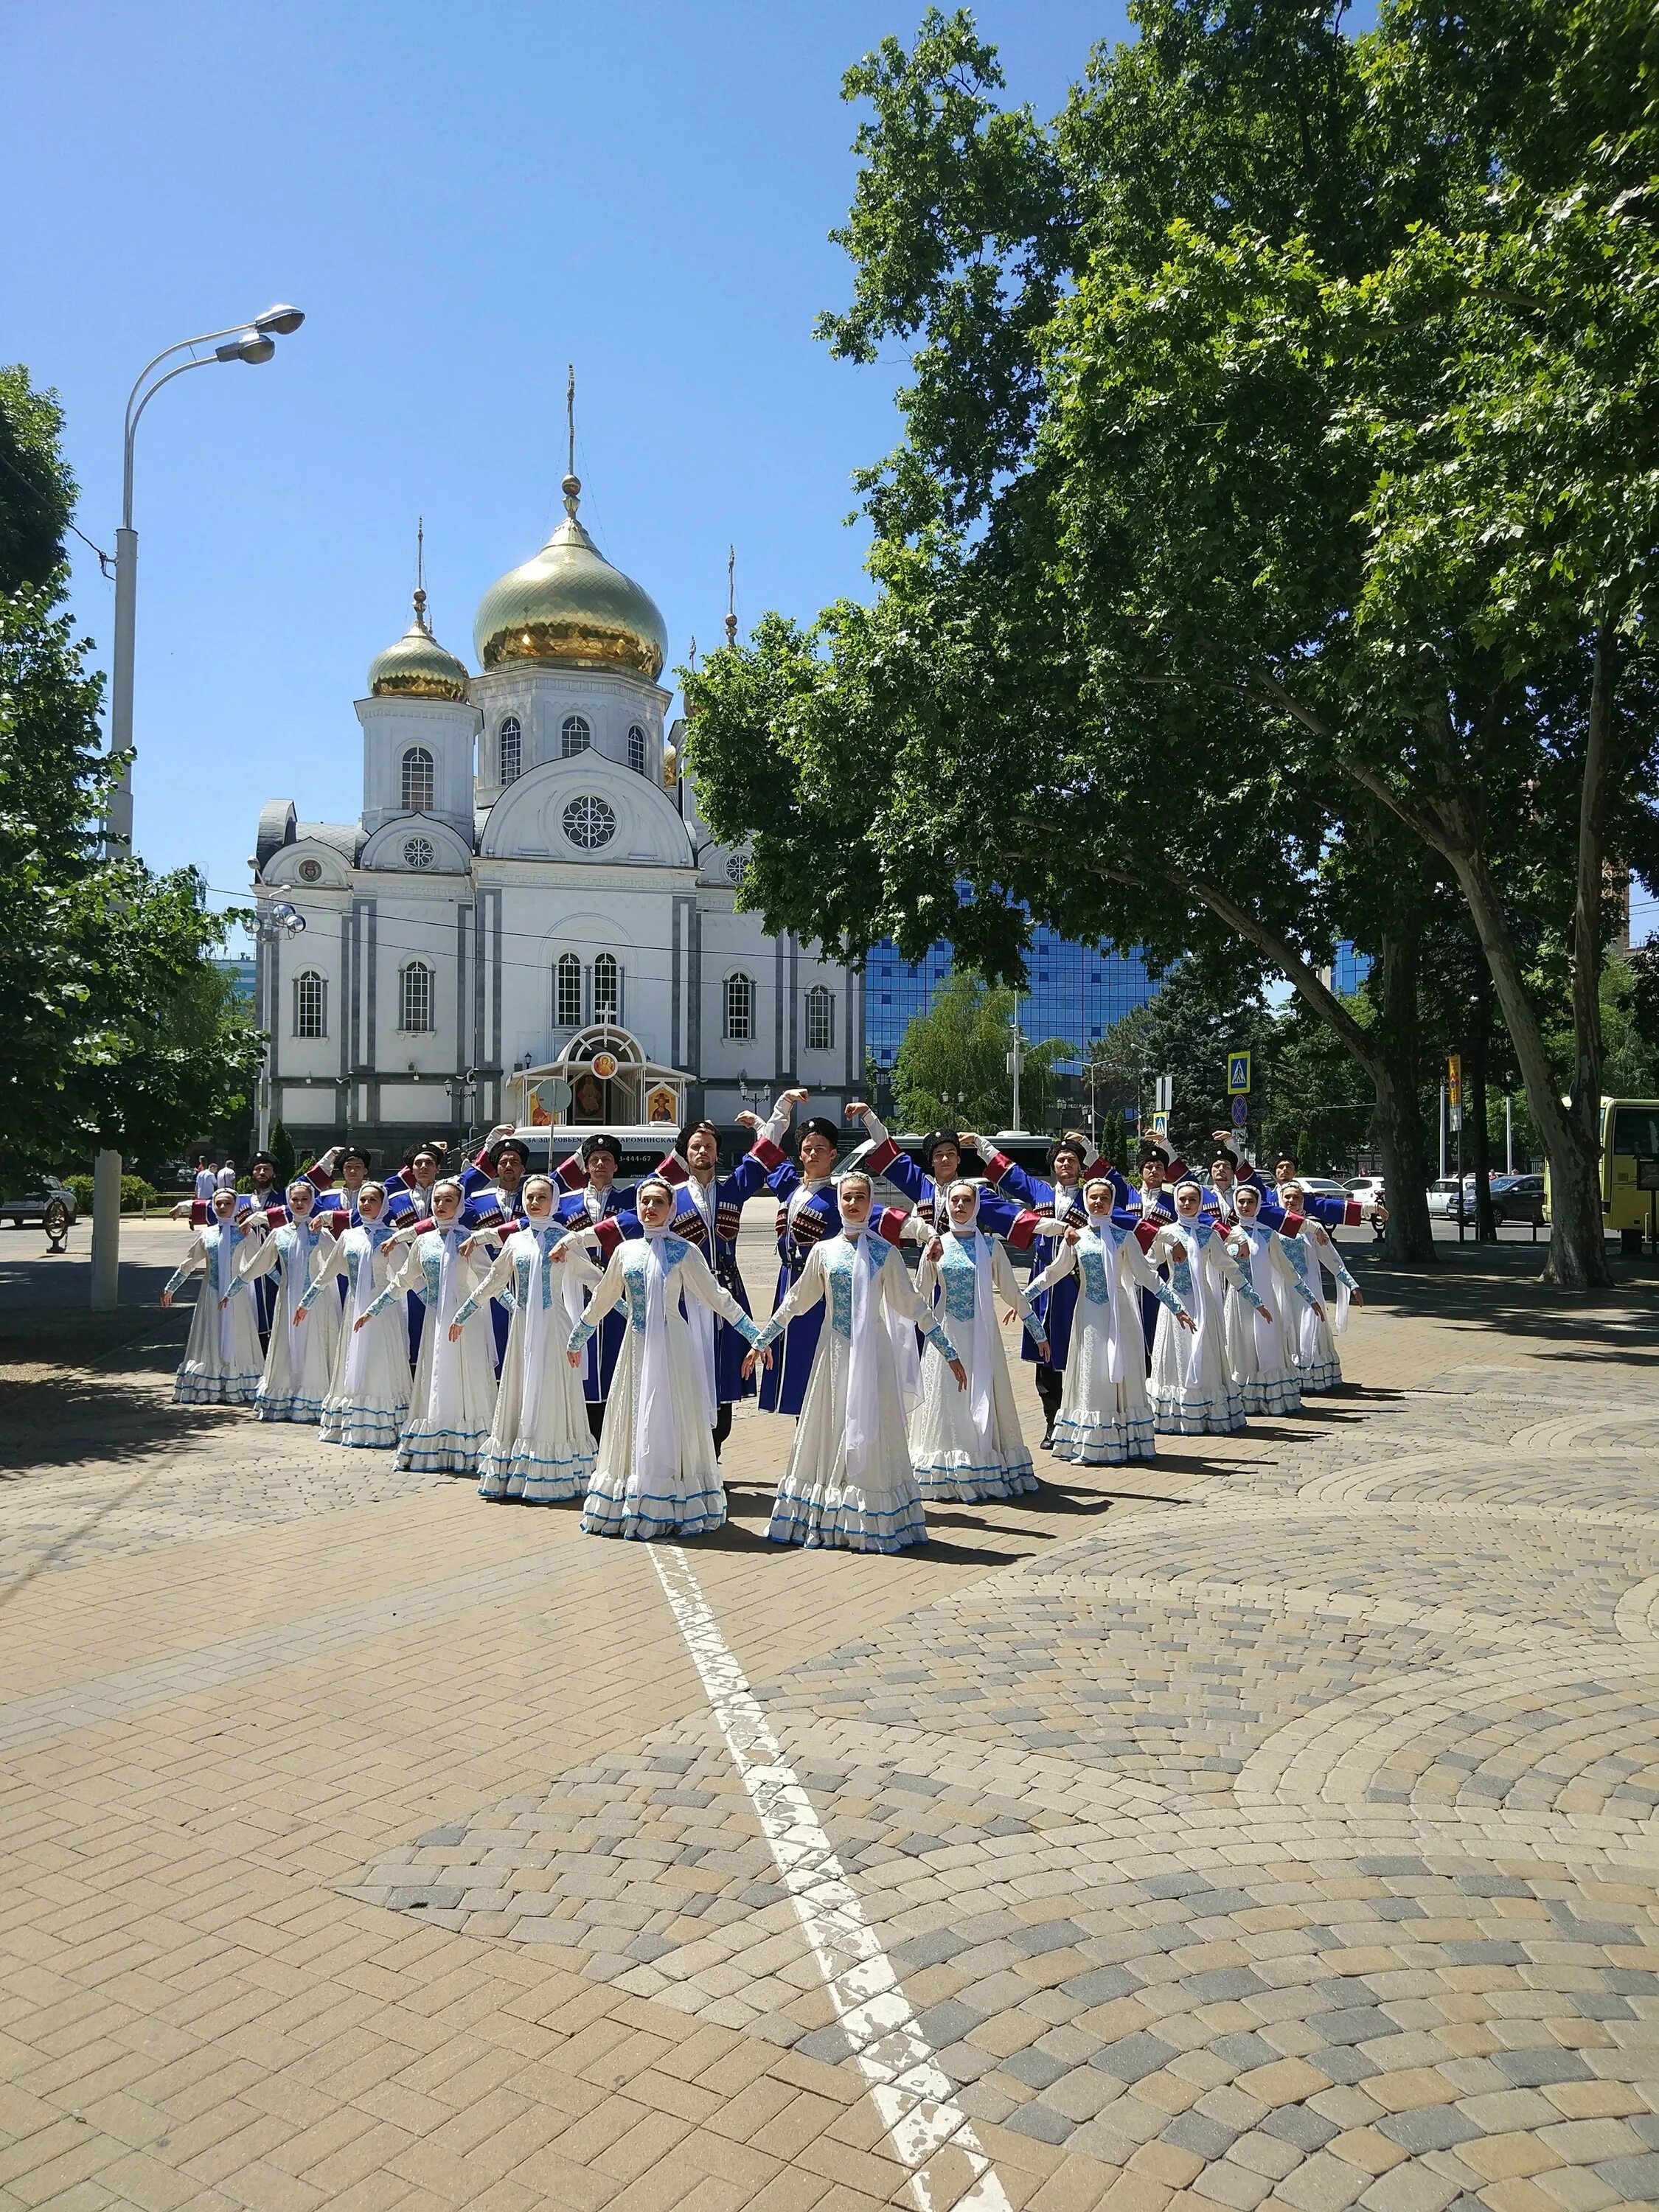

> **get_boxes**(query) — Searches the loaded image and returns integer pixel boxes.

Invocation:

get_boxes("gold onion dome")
[473,474,667,681]
[368,588,470,701]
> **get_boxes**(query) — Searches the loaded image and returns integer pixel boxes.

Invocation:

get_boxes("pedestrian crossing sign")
[1227,1050,1252,1096]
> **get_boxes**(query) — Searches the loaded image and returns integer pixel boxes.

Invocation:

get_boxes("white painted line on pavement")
[650,1542,1012,2212]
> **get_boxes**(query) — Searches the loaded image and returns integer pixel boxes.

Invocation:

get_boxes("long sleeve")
[1270,1234,1321,1310]
[162,1233,207,1298]
[567,1249,627,1350]
[361,1239,428,1321]
[1121,1234,1186,1316]
[296,1231,347,1312]
[451,1240,518,1329]
[1308,1226,1358,1291]
[236,1233,282,1283]
[675,1245,766,1342]
[750,1243,829,1349]
[876,1252,961,1363]
[1208,1231,1266,1310]
[1026,1240,1079,1298]
[991,1238,1047,1340]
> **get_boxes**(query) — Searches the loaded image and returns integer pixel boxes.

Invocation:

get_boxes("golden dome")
[369,590,470,701]
[473,476,667,681]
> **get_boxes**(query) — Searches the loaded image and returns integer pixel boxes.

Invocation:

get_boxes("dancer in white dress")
[1026,1180,1194,1464]
[1278,1181,1364,1390]
[1222,1183,1314,1415]
[451,1176,601,1504]
[749,1172,967,1552]
[296,1181,413,1447]
[358,1179,496,1474]
[1148,1180,1273,1436]
[571,1178,767,1541]
[910,1180,1048,1501]
[237,1180,342,1422]
[160,1188,267,1405]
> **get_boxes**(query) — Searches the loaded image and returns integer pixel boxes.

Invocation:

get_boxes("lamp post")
[251,900,307,1153]
[89,306,305,1313]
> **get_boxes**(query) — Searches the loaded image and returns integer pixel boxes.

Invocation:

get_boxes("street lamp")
[90,305,305,1313]
[250,900,307,1153]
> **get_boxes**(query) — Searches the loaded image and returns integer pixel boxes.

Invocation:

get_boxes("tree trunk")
[1373,917,1436,1262]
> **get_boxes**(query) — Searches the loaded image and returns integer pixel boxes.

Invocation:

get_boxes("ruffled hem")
[913,1453,1039,1501]
[1239,1374,1302,1415]
[253,1390,326,1424]
[1149,1388,1246,1436]
[765,1489,926,1553]
[320,1402,406,1447]
[394,1420,488,1475]
[173,1368,262,1406]
[1051,1413,1156,1464]
[1297,1356,1343,1391]
[477,1442,594,1504]
[580,1477,727,1540]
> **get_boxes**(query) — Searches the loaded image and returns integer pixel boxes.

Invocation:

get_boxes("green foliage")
[0,366,265,1178]
[62,1174,158,1214]
[891,970,1068,1132]
[63,1175,92,1212]
[0,366,74,594]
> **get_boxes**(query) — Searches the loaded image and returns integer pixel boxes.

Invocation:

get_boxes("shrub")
[65,1175,94,1211]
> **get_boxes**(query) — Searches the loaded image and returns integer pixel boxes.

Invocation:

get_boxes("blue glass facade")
[864,929,1160,1074]
[1332,942,1373,996]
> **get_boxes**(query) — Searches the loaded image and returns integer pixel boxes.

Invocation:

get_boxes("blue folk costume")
[975,1135,1108,1444]
[552,1139,641,1418]
[655,1121,785,1441]
[453,1223,599,1503]
[302,1218,413,1448]
[237,1209,342,1423]
[749,1119,911,1417]
[1146,1211,1267,1435]
[383,1151,450,1359]
[456,1138,535,1368]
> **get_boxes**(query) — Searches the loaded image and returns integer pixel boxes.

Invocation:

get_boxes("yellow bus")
[1544,1097,1659,1248]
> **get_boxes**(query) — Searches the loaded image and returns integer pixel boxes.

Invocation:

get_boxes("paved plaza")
[1,1217,1657,2212]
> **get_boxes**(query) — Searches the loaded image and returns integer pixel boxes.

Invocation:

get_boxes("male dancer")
[554,1134,639,1442]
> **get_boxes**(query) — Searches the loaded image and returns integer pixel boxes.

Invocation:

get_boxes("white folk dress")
[456,1226,600,1503]
[1148,1217,1266,1436]
[362,1228,497,1474]
[755,1231,961,1553]
[1282,1221,1360,1391]
[1221,1222,1312,1416]
[911,1229,1043,1500]
[1027,1222,1186,1464]
[573,1232,765,1540]
[164,1222,266,1405]
[305,1223,412,1448]
[238,1220,341,1422]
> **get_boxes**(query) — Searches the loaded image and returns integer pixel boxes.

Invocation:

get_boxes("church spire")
[412,515,429,633]
[562,364,581,518]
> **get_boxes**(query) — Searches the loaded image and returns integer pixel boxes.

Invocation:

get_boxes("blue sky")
[3,1,1128,943]
[7,1,1650,952]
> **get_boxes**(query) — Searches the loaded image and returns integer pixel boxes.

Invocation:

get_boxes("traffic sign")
[1152,1111,1170,1138]
[1231,1095,1249,1128]
[1227,1049,1252,1096]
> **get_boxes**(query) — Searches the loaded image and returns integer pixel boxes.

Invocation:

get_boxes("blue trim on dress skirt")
[320,1402,406,1447]
[1298,1355,1342,1391]
[1051,1412,1156,1464]
[765,1491,927,1552]
[580,1472,726,1540]
[394,1420,487,1474]
[477,1442,594,1503]
[1148,1387,1246,1436]
[174,1368,261,1406]
[912,1451,1038,1500]
[253,1388,327,1423]
[1240,1374,1301,1415]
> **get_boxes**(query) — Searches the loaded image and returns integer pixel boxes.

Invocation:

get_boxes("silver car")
[0,1175,77,1248]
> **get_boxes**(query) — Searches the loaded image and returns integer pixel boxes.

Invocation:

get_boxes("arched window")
[498,716,521,785]
[723,971,754,1042]
[293,969,327,1040]
[560,713,591,758]
[399,960,434,1034]
[554,951,582,1028]
[627,724,647,776]
[805,984,835,1053]
[593,950,621,1020]
[400,745,434,813]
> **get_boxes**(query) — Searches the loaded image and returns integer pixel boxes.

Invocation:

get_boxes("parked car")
[0,1175,77,1245]
[1450,1172,1544,1225]
[1290,1175,1352,1201]
[1346,1176,1386,1206]
[1426,1176,1463,1217]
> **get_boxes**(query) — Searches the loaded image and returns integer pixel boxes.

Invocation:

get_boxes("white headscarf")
[212,1208,240,1363]
[945,1181,995,1452]
[839,1186,883,1486]
[632,1185,681,1484]
[1082,1196,1131,1382]
[518,1218,560,1437]
[341,1214,394,1397]
[426,1217,469,1430]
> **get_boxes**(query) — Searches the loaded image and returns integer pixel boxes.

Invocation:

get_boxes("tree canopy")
[0,366,262,1176]
[686,0,1659,1288]
[888,969,1069,1133]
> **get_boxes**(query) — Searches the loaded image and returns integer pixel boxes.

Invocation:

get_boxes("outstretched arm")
[160,1232,207,1304]
[565,1248,628,1356]
[358,1240,427,1324]
[675,1244,768,1343]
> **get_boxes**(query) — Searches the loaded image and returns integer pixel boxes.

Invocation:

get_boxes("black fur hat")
[581,1132,623,1166]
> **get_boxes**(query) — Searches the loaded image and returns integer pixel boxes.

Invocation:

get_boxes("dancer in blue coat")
[967,1127,1106,1449]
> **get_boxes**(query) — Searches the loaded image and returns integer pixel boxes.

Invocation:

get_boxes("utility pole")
[1006,1004,1024,1131]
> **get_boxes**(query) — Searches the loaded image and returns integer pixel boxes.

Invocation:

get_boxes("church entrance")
[507,1026,689,1135]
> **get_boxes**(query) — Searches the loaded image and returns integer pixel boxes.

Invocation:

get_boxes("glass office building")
[1331,942,1373,996]
[864,928,1161,1076]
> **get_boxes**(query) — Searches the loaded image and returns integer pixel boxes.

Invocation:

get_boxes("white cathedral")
[251,467,863,1160]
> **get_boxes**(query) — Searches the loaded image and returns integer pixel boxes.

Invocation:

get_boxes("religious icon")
[646,1084,678,1124]
[570,1071,605,1122]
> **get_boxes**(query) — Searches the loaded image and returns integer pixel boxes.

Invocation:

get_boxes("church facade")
[251,473,862,1161]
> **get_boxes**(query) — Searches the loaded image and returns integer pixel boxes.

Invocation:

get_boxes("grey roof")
[256,800,296,867]
[296,820,364,863]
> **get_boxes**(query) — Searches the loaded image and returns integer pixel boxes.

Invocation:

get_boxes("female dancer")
[449,1177,599,1503]
[962,1127,1102,1449]
[295,1181,412,1447]
[236,1179,342,1423]
[569,1178,767,1540]
[1025,1180,1193,1464]
[1148,1180,1272,1436]
[748,1172,967,1553]
[357,1179,496,1473]
[160,1186,267,1405]
[1278,1182,1364,1389]
[1223,1183,1312,1415]
[909,1182,1048,1502]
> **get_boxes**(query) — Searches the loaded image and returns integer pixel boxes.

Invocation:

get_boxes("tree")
[1088,959,1268,1141]
[890,970,1068,1132]
[0,366,263,1177]
[686,1,1659,1288]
